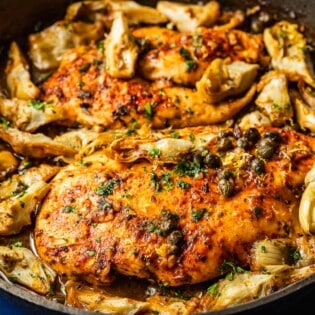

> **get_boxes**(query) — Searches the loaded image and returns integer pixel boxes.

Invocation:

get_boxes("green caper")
[204,153,222,168]
[257,139,276,159]
[243,128,261,143]
[218,170,234,180]
[237,137,250,149]
[263,131,282,144]
[167,230,184,245]
[218,178,234,197]
[193,147,209,164]
[251,157,265,175]
[217,137,234,152]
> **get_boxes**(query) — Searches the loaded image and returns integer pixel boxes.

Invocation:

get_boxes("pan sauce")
[1,1,315,314]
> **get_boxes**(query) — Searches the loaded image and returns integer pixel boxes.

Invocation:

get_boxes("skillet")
[0,0,315,314]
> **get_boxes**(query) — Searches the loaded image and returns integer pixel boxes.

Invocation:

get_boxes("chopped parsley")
[191,208,207,222]
[96,179,119,196]
[28,100,50,111]
[144,103,153,120]
[253,206,263,219]
[0,116,10,128]
[170,131,180,139]
[79,63,91,73]
[63,205,76,213]
[174,160,203,178]
[185,60,198,72]
[207,283,219,295]
[260,245,267,253]
[148,147,161,157]
[86,250,96,257]
[12,182,28,198]
[177,180,191,190]
[220,260,245,281]
[10,241,23,248]
[179,47,192,60]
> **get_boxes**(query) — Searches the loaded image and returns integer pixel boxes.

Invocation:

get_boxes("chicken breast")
[39,27,263,130]
[35,126,315,287]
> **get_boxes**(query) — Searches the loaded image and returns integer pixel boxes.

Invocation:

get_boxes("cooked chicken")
[263,21,315,87]
[28,20,104,71]
[0,246,56,294]
[105,12,139,79]
[40,43,257,130]
[35,126,315,288]
[5,42,39,100]
[0,164,59,235]
[255,71,293,125]
[156,1,220,33]
[134,27,264,85]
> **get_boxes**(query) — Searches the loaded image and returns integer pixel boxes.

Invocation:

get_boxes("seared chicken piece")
[263,21,315,87]
[156,1,220,33]
[0,164,59,235]
[35,126,315,287]
[40,45,257,130]
[28,20,104,71]
[196,58,258,103]
[5,42,39,100]
[0,246,56,294]
[255,71,293,125]
[105,12,139,79]
[134,27,264,85]
[0,95,65,132]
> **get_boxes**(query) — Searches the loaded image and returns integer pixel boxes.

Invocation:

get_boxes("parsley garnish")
[28,100,50,111]
[96,179,119,196]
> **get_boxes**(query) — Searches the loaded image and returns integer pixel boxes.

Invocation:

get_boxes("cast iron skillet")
[0,0,315,314]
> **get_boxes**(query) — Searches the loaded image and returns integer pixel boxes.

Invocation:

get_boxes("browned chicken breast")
[39,27,264,130]
[35,126,315,287]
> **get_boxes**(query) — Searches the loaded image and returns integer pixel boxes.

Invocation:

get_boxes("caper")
[263,131,282,144]
[167,230,184,245]
[204,153,222,168]
[193,147,209,164]
[217,137,234,152]
[218,170,234,180]
[237,137,250,149]
[257,139,276,159]
[243,128,261,143]
[218,178,234,197]
[251,157,265,175]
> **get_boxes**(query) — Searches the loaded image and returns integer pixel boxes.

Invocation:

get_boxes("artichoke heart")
[105,11,139,79]
[196,59,259,104]
[0,246,56,294]
[299,180,315,234]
